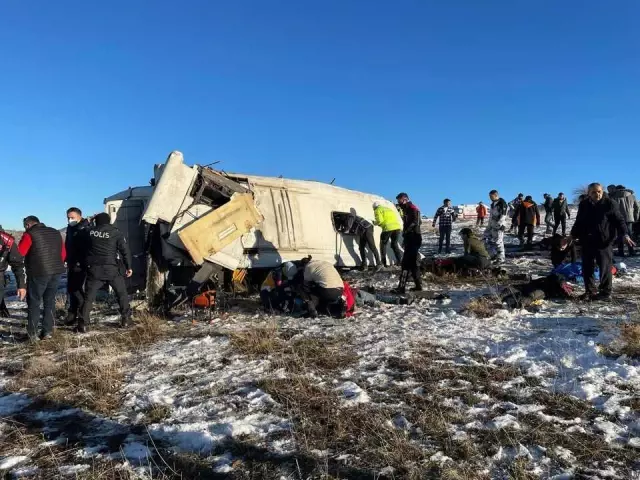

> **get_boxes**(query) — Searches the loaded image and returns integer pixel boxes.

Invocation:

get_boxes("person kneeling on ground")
[456,228,491,271]
[79,213,133,332]
[260,261,299,312]
[295,259,345,318]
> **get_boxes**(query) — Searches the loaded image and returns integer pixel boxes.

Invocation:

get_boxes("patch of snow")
[487,414,521,430]
[335,381,370,405]
[58,464,90,476]
[122,442,151,462]
[0,394,31,416]
[0,456,28,470]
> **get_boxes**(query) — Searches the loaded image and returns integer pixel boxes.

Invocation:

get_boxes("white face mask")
[68,219,78,227]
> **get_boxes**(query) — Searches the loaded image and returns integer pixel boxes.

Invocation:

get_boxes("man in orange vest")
[476,202,488,227]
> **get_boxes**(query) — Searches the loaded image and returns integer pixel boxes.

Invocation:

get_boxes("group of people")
[0,209,133,341]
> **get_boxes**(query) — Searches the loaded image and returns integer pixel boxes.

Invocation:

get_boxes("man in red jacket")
[18,216,66,341]
[0,226,27,317]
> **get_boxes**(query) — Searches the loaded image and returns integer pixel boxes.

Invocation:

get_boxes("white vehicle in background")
[104,151,404,308]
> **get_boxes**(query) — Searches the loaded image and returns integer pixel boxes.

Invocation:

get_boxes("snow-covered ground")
[1,219,639,478]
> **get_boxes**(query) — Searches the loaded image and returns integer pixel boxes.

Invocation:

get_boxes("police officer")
[64,207,90,326]
[78,213,133,332]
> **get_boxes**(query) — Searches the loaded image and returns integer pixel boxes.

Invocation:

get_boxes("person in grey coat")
[610,185,639,256]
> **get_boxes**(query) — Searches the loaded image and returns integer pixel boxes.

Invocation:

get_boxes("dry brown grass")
[6,312,170,414]
[230,326,357,374]
[259,376,428,478]
[600,322,640,359]
[0,420,139,479]
[461,296,501,318]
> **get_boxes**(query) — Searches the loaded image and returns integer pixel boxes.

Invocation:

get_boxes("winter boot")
[74,319,87,334]
[120,314,134,328]
[64,312,78,326]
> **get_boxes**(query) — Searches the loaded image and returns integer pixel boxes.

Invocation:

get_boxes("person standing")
[64,207,90,326]
[79,213,133,332]
[345,209,381,270]
[476,202,488,227]
[543,194,554,236]
[508,193,524,233]
[563,183,635,302]
[0,226,27,313]
[432,199,458,254]
[17,216,66,341]
[394,193,422,293]
[516,196,541,248]
[610,185,638,257]
[484,190,508,264]
[552,193,571,235]
[373,201,403,267]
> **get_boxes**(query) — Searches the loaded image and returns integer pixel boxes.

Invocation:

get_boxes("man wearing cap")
[80,213,132,332]
[373,201,403,267]
[393,193,423,293]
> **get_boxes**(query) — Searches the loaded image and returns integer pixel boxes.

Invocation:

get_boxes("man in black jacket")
[344,209,381,270]
[0,226,27,316]
[17,216,66,340]
[79,213,133,332]
[563,183,635,301]
[552,193,571,236]
[64,207,90,326]
[393,193,422,293]
[543,194,554,236]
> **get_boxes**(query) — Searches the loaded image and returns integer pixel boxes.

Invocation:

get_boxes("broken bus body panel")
[108,151,404,294]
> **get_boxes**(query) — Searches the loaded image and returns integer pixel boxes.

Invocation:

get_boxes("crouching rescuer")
[456,228,491,270]
[79,213,133,332]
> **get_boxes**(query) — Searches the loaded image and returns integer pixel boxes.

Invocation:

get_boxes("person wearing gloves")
[372,201,403,267]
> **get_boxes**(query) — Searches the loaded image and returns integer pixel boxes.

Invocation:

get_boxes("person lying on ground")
[260,261,300,312]
[499,273,573,309]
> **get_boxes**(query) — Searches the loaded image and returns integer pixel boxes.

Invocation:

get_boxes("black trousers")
[438,225,452,252]
[358,228,381,267]
[0,274,8,318]
[518,224,535,245]
[27,274,61,338]
[304,286,343,315]
[553,216,567,235]
[401,232,422,288]
[582,244,613,296]
[81,265,130,324]
[67,268,87,320]
[617,223,635,256]
[380,230,402,266]
[476,217,485,227]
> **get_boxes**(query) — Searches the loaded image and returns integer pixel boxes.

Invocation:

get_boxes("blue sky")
[1,0,639,229]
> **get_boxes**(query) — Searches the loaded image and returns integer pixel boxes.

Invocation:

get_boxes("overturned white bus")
[104,151,404,307]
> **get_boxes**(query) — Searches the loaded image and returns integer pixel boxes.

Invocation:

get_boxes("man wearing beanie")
[79,213,133,332]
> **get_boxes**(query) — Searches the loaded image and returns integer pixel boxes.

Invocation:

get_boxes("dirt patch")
[461,296,501,319]
[600,322,640,359]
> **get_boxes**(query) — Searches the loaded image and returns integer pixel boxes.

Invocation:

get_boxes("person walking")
[0,226,26,314]
[562,183,635,302]
[345,209,381,270]
[372,201,403,267]
[393,193,422,293]
[610,185,638,257]
[516,196,541,248]
[552,193,571,235]
[543,194,554,236]
[476,202,488,227]
[64,207,90,326]
[17,216,66,341]
[432,199,458,254]
[79,213,133,332]
[484,190,509,264]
